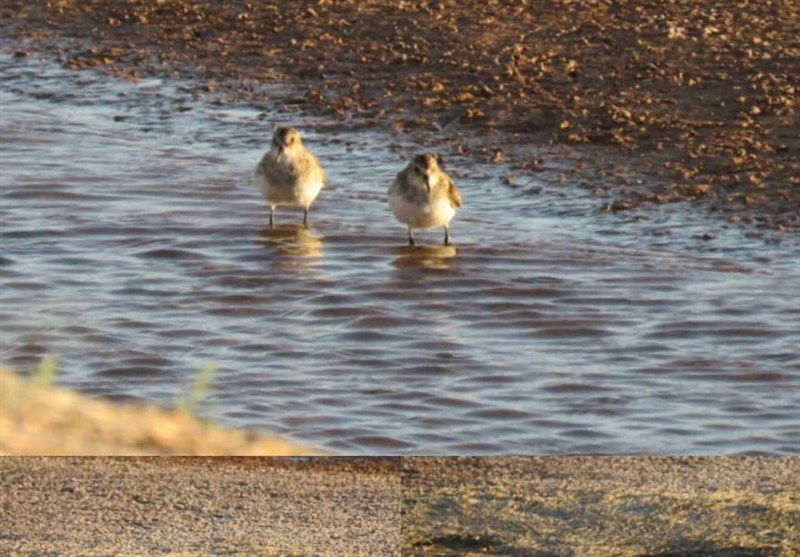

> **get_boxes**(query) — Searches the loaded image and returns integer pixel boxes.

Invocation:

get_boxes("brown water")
[1,53,798,454]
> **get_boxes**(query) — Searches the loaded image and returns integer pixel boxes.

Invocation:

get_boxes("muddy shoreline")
[1,0,797,231]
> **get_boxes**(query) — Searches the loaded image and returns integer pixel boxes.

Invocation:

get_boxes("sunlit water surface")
[1,53,798,454]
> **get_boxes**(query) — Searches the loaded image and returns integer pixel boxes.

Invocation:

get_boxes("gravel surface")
[0,457,401,556]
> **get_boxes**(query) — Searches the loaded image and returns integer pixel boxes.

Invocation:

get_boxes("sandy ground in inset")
[402,456,800,556]
[0,456,401,557]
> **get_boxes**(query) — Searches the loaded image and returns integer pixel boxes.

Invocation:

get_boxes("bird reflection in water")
[259,225,324,261]
[391,244,459,270]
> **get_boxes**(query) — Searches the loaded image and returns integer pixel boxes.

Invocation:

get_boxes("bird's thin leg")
[303,208,310,228]
[269,206,275,228]
[443,226,451,246]
[408,227,416,247]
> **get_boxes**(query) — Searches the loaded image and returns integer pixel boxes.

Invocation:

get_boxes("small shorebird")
[255,127,325,227]
[388,153,462,246]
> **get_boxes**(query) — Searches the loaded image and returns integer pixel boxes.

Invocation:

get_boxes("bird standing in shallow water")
[255,127,325,228]
[388,153,462,246]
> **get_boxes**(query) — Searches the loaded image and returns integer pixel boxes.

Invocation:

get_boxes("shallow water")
[1,53,798,454]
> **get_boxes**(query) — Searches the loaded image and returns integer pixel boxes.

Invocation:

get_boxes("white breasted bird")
[388,153,462,246]
[256,127,325,228]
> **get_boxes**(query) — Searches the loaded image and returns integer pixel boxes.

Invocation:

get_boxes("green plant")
[29,354,58,389]
[176,362,217,416]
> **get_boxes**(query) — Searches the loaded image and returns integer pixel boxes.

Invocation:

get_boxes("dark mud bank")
[1,0,798,231]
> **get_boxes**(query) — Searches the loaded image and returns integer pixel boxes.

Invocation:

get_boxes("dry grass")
[0,368,315,455]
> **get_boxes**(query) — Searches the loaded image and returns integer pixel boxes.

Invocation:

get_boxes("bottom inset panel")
[1,456,797,556]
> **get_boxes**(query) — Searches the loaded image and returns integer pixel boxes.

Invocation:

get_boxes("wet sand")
[403,456,800,556]
[1,0,797,230]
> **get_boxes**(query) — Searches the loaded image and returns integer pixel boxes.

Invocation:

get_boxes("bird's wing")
[257,151,284,178]
[447,177,463,208]
[255,153,269,177]
[310,152,326,185]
